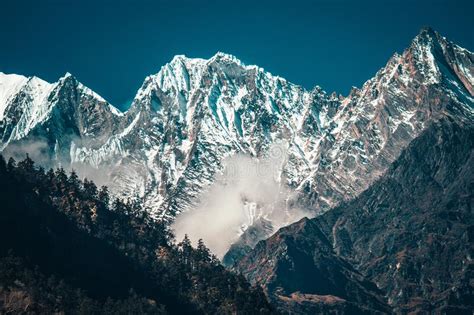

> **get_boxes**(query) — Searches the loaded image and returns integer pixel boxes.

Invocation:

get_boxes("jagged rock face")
[116,53,317,218]
[0,29,472,230]
[296,28,474,211]
[235,119,474,314]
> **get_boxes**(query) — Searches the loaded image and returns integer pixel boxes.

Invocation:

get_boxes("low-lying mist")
[2,137,115,188]
[172,141,311,258]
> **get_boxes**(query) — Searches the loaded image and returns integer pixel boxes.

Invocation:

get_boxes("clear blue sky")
[1,0,473,110]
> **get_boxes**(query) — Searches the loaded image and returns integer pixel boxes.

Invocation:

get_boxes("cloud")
[2,138,52,167]
[172,140,311,258]
[2,136,117,188]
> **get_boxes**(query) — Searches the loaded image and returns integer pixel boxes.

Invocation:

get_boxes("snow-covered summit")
[0,72,29,120]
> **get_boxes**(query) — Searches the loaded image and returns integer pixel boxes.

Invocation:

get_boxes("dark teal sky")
[1,0,473,110]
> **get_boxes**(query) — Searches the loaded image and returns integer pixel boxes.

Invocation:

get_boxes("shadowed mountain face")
[235,118,474,314]
[234,217,391,314]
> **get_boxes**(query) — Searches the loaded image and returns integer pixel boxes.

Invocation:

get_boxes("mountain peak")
[0,72,29,120]
[58,72,78,85]
[168,54,206,66]
[171,54,187,62]
[165,52,247,71]
[210,51,244,66]
[418,26,438,38]
[62,72,74,79]
[411,26,448,50]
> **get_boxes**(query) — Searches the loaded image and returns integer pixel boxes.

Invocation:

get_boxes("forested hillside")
[0,155,274,314]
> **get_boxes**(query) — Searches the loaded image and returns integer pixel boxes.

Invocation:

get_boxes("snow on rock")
[0,72,29,120]
[0,29,473,254]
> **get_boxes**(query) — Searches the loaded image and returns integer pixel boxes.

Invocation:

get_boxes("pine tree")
[83,178,98,199]
[7,157,16,172]
[98,186,110,205]
[0,155,6,175]
[178,235,193,268]
[55,167,68,190]
[17,154,35,173]
[68,170,80,188]
[196,239,211,265]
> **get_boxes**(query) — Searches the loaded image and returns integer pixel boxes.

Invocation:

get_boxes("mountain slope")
[316,118,474,313]
[235,117,474,314]
[235,217,391,314]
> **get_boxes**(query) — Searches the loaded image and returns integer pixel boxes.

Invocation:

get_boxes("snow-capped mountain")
[295,27,474,210]
[0,72,122,165]
[0,28,472,247]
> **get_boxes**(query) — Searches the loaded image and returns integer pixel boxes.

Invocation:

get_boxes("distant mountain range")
[0,27,473,260]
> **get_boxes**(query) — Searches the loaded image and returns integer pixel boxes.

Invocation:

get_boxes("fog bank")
[172,141,310,258]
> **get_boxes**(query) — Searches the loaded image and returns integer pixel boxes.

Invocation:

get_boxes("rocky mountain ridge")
[0,28,472,255]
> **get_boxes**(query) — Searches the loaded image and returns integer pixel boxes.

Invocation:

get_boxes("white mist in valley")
[172,141,311,258]
[2,137,117,188]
